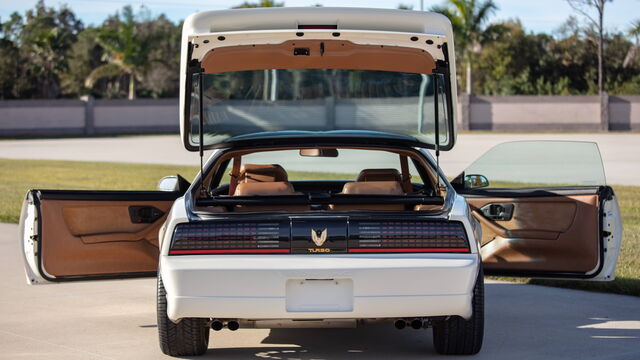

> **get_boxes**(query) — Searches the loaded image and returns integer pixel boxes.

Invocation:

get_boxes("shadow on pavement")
[177,283,640,360]
[204,324,434,360]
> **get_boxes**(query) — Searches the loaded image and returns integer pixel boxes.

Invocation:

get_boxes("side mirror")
[157,176,180,192]
[464,174,490,189]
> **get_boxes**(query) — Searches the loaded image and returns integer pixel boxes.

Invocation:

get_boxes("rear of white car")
[18,6,623,359]
[159,197,481,323]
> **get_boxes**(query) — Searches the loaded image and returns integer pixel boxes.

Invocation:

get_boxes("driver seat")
[232,164,306,211]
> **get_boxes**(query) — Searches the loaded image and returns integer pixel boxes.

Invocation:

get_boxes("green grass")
[0,158,199,223]
[0,158,638,296]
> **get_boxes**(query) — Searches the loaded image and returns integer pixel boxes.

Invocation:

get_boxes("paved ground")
[1,223,639,360]
[1,133,640,185]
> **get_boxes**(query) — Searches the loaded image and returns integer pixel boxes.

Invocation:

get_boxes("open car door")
[19,189,181,284]
[453,141,622,281]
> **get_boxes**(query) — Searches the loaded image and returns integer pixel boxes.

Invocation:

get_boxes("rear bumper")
[160,254,479,322]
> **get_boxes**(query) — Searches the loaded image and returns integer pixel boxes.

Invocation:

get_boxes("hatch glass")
[187,69,452,149]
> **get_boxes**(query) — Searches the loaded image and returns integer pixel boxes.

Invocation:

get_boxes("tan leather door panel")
[467,195,600,273]
[40,199,173,277]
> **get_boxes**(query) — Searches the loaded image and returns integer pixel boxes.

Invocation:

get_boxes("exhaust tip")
[394,320,406,330]
[211,320,223,331]
[410,319,423,330]
[227,320,240,331]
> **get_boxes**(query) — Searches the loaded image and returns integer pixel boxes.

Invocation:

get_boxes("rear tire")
[432,265,484,355]
[157,275,210,356]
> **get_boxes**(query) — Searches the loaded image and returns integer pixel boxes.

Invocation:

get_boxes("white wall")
[1,95,639,137]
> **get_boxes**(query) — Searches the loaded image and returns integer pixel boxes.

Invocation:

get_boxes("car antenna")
[433,73,441,194]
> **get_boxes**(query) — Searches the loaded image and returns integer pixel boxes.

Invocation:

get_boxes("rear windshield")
[219,149,424,184]
[188,69,450,149]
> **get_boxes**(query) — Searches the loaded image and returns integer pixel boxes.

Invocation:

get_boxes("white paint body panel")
[160,253,479,322]
[588,194,623,281]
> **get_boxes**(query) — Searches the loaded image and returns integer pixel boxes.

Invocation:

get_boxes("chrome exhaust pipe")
[227,320,240,331]
[210,320,223,331]
[410,319,423,329]
[394,320,406,330]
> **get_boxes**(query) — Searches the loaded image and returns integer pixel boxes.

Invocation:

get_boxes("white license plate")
[286,279,353,312]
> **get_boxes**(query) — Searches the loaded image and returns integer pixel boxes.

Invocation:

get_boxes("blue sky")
[0,0,638,34]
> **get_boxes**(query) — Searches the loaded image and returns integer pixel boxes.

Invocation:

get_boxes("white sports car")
[19,7,622,357]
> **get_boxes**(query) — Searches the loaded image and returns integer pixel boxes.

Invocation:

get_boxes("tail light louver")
[169,221,290,255]
[348,221,469,253]
[169,220,469,255]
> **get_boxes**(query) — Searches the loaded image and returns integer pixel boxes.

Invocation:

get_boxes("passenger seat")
[330,169,405,211]
[356,168,403,182]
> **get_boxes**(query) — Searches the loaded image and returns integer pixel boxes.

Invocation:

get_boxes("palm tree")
[623,19,640,68]
[85,6,153,99]
[431,0,498,94]
[232,0,284,8]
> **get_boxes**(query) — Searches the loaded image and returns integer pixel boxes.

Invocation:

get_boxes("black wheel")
[157,275,210,356]
[432,265,484,355]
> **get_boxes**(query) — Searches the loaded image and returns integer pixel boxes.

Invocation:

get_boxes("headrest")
[341,181,404,195]
[237,164,288,183]
[234,182,296,196]
[356,169,402,182]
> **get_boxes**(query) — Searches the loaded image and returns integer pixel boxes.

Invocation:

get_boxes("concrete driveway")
[1,223,638,360]
[1,133,640,185]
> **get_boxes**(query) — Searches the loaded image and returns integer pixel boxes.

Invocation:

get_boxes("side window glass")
[461,141,606,188]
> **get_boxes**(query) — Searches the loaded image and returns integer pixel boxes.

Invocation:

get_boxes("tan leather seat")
[356,168,402,182]
[237,164,289,183]
[331,180,405,211]
[234,182,297,196]
[233,164,306,212]
[341,181,404,195]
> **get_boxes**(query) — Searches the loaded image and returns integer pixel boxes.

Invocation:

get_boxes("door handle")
[129,206,164,224]
[480,203,514,221]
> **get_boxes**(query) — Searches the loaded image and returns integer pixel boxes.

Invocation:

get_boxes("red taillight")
[170,220,470,255]
[169,249,290,255]
[348,221,470,253]
[169,221,289,255]
[348,248,469,253]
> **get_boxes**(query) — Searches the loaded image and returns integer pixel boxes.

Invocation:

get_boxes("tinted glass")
[463,141,606,187]
[189,69,450,148]
[219,149,424,184]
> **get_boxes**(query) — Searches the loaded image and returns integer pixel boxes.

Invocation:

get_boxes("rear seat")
[331,169,405,211]
[233,164,307,212]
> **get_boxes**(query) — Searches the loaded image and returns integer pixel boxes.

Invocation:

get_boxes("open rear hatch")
[179,8,458,151]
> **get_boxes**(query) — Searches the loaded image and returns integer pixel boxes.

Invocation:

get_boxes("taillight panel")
[348,221,470,253]
[169,221,290,255]
[169,219,469,255]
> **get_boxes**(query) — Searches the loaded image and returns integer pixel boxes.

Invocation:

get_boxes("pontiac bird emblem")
[311,228,328,247]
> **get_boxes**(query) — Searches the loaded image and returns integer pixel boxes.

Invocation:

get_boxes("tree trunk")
[466,60,472,95]
[128,74,136,100]
[597,0,608,131]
